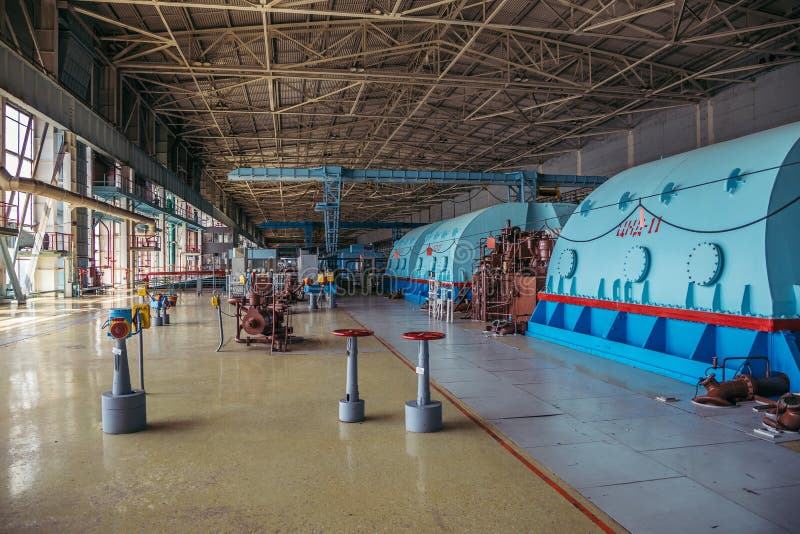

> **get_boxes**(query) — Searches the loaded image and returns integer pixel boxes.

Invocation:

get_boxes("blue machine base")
[387,278,430,305]
[527,300,800,387]
[386,278,471,306]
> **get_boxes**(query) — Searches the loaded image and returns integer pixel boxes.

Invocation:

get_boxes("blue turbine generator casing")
[386,202,575,304]
[528,121,800,387]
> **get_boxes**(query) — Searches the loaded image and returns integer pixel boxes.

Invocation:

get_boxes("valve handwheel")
[332,328,374,337]
[402,331,446,341]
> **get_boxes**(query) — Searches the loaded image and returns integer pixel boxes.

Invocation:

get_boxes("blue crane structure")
[258,221,426,248]
[229,166,608,257]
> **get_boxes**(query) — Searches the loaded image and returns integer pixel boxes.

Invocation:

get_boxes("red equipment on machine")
[229,273,296,352]
[471,221,555,334]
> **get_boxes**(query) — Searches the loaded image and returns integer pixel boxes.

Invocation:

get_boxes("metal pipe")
[417,340,430,406]
[693,373,790,406]
[138,325,145,391]
[345,336,360,402]
[216,297,224,352]
[0,168,156,232]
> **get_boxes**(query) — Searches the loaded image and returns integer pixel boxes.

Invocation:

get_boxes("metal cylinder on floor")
[332,328,374,422]
[402,331,445,433]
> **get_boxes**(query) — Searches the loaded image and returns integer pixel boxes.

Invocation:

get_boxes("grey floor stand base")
[405,400,442,433]
[152,316,163,326]
[339,399,365,422]
[101,390,146,434]
[163,314,170,325]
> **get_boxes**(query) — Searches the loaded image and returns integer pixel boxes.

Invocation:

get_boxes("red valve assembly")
[228,273,299,352]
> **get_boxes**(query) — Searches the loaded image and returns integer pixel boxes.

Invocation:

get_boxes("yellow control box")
[132,304,151,330]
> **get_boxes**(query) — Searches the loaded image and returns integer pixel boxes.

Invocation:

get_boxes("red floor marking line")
[346,312,616,534]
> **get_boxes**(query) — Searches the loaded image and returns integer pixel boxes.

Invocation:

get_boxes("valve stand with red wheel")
[332,329,374,422]
[402,331,446,433]
[100,307,150,434]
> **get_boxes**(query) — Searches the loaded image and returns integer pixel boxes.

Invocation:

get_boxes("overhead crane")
[229,166,608,257]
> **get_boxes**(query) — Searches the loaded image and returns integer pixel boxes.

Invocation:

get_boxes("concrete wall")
[359,62,800,246]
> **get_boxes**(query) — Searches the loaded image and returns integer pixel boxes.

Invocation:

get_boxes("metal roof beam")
[229,166,607,187]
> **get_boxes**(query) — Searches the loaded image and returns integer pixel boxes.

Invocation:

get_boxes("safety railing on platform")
[141,269,227,291]
[130,234,160,250]
[42,232,71,252]
[93,174,208,226]
[0,200,19,234]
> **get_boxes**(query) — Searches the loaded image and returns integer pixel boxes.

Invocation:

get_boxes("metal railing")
[41,232,71,252]
[0,201,19,230]
[93,173,208,226]
[130,234,160,249]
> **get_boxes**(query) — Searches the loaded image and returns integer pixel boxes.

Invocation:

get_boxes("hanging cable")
[386,159,800,249]
[639,192,800,234]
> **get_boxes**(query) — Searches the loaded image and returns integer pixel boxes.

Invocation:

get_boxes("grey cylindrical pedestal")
[163,313,170,325]
[152,314,163,326]
[102,337,147,434]
[339,336,364,422]
[403,335,444,433]
[339,398,365,422]
[101,390,147,434]
[405,400,442,433]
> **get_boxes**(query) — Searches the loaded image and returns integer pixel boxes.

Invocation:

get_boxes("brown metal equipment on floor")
[692,357,790,407]
[761,393,800,432]
[471,221,555,334]
[229,273,296,352]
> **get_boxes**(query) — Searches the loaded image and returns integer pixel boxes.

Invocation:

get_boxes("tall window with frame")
[4,104,34,179]
[4,104,35,229]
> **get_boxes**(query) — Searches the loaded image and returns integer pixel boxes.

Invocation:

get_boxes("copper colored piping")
[693,374,790,406]
[762,393,800,431]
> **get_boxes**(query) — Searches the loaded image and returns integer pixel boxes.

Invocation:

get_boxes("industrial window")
[4,104,34,178]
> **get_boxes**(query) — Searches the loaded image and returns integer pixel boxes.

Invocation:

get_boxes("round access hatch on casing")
[558,248,578,278]
[687,242,724,286]
[624,245,650,283]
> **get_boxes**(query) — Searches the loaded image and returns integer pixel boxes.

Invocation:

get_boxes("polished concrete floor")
[0,294,619,532]
[348,298,800,534]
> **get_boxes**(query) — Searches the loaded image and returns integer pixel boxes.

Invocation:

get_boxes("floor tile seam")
[628,436,755,453]
[344,309,620,534]
[575,474,686,491]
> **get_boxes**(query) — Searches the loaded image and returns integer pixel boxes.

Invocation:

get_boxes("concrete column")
[118,219,129,288]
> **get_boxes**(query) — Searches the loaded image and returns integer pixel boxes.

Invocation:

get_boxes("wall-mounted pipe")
[0,168,156,232]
